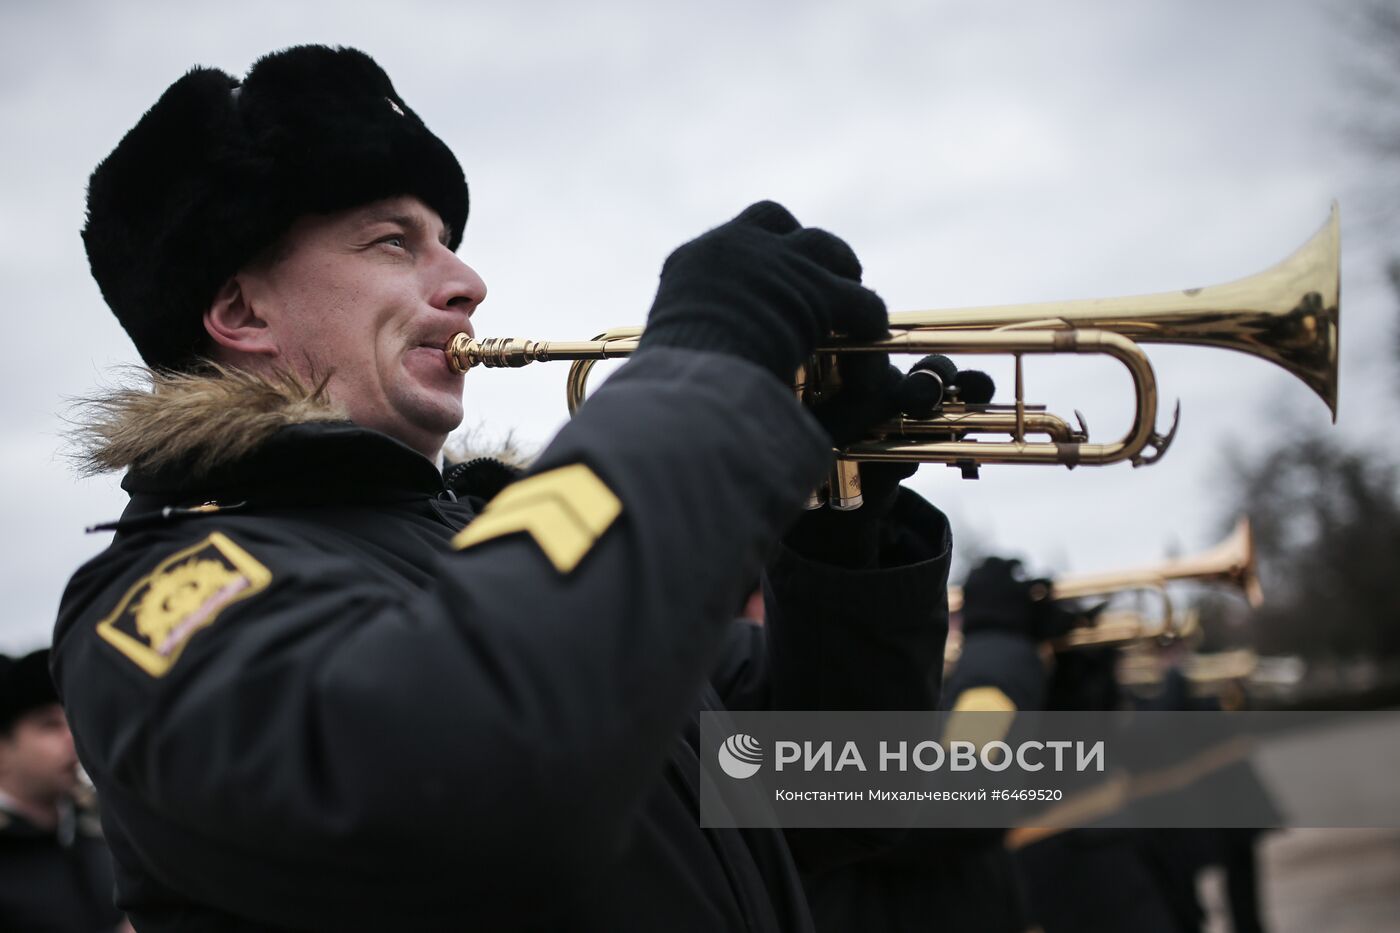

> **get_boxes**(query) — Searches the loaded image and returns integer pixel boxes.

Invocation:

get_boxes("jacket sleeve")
[762,488,952,713]
[707,490,952,711]
[52,349,831,928]
[752,489,953,875]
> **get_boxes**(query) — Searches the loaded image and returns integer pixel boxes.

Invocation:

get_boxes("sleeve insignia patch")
[950,686,1017,714]
[945,687,1018,748]
[96,532,271,677]
[451,463,622,574]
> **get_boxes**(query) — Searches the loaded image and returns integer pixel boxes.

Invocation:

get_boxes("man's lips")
[424,321,474,353]
[410,345,456,365]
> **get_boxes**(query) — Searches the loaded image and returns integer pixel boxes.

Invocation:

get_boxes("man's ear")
[203,275,278,357]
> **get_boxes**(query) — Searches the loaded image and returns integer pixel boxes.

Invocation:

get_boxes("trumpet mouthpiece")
[444,335,543,372]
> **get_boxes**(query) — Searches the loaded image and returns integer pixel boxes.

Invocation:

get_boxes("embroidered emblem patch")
[451,463,622,573]
[96,532,271,677]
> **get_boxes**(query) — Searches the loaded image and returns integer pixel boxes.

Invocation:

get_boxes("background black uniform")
[0,798,123,933]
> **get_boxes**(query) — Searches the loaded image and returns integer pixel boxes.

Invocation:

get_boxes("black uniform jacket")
[52,349,952,932]
[803,630,1046,933]
[0,798,123,933]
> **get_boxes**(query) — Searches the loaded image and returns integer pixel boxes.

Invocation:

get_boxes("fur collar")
[70,365,348,479]
[69,365,529,479]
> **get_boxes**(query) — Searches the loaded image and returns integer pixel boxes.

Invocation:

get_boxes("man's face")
[0,704,79,803]
[238,196,487,458]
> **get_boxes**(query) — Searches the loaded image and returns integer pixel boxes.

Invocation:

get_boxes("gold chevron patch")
[96,532,272,677]
[451,463,622,573]
[944,687,1018,749]
[950,686,1017,714]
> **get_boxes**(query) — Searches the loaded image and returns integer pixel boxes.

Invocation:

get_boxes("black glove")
[960,557,1074,642]
[638,200,888,391]
[783,454,916,570]
[896,354,996,416]
[782,353,985,569]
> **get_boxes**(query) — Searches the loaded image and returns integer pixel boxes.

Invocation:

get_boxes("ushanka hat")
[0,650,59,732]
[83,45,468,371]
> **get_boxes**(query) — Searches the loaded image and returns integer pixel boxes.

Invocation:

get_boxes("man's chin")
[419,401,465,436]
[400,397,465,442]
[50,771,81,799]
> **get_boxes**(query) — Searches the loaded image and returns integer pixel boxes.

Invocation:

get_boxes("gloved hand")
[783,356,993,569]
[781,455,915,569]
[960,557,1075,642]
[638,200,889,402]
[896,354,998,415]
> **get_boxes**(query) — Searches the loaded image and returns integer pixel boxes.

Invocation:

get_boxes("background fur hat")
[0,650,59,732]
[83,45,469,371]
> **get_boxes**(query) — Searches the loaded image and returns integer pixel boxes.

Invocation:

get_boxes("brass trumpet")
[447,206,1340,478]
[948,517,1262,652]
[1118,648,1269,708]
[1118,648,1260,690]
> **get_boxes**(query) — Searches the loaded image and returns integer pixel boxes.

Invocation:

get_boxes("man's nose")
[433,249,487,315]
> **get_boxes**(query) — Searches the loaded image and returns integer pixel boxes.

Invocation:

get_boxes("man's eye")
[379,234,408,250]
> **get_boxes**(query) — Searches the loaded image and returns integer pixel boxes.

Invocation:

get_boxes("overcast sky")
[1,0,1395,652]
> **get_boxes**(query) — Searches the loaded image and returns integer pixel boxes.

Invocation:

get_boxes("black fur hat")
[83,45,469,371]
[0,650,59,732]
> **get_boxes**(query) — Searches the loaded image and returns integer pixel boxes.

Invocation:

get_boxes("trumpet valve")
[827,459,864,511]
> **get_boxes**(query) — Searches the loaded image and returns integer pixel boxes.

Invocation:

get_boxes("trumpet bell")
[890,203,1340,420]
[1050,516,1262,609]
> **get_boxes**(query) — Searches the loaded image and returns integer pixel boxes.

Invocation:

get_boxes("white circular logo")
[718,733,763,779]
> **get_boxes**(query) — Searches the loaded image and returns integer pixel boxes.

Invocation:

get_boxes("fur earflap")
[83,45,468,371]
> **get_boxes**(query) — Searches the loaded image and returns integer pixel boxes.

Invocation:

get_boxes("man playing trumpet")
[55,45,961,932]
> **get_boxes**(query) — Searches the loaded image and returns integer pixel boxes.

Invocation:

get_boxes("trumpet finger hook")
[1132,400,1181,467]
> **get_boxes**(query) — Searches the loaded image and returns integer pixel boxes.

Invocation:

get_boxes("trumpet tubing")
[1118,649,1259,691]
[1050,610,1180,651]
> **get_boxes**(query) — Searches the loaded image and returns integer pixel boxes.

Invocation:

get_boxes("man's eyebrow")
[359,209,451,246]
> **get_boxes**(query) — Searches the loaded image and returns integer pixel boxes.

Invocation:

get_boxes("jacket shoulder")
[52,512,363,691]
